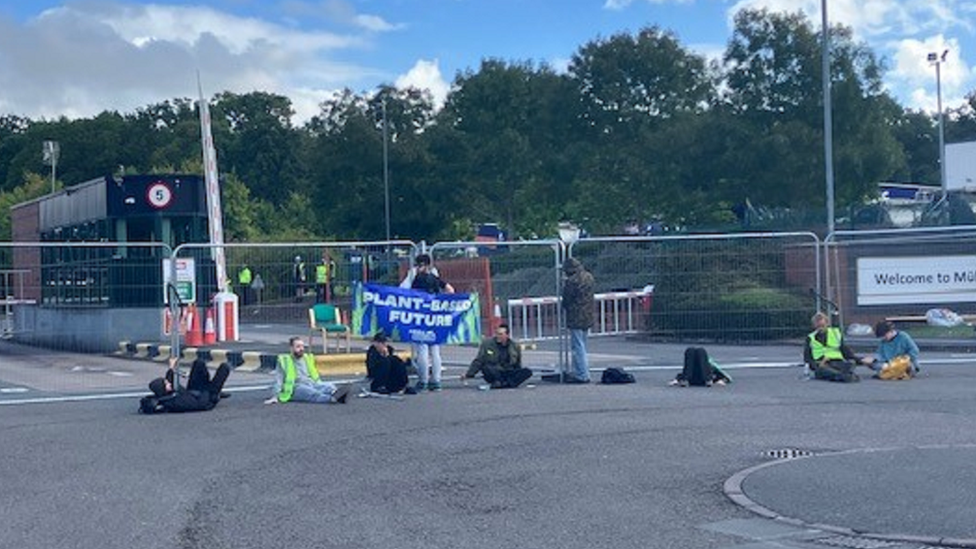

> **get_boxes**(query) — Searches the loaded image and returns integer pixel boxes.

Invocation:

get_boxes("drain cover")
[811,535,898,549]
[762,448,814,459]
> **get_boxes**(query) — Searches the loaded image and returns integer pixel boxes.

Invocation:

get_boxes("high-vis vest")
[277,353,320,402]
[238,267,252,285]
[808,327,845,361]
[316,263,328,284]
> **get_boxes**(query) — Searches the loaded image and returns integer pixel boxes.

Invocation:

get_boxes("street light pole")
[929,50,948,195]
[821,0,835,235]
[382,99,391,242]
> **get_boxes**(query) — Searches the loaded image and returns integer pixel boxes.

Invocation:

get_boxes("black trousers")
[483,367,533,388]
[369,356,409,393]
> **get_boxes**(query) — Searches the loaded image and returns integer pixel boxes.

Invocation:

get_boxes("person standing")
[315,255,332,303]
[561,257,595,383]
[267,337,352,404]
[292,256,307,302]
[399,253,454,392]
[461,323,533,388]
[237,264,253,306]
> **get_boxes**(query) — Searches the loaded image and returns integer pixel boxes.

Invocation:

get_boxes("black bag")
[601,367,635,384]
[682,347,713,386]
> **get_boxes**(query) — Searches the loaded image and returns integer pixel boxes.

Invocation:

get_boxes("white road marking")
[0,387,29,393]
[0,385,273,406]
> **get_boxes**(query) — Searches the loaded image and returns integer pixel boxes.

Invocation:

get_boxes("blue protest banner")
[351,283,481,345]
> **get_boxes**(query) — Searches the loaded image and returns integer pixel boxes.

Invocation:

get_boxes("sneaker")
[414,381,427,392]
[404,386,418,395]
[331,384,353,404]
[428,381,442,392]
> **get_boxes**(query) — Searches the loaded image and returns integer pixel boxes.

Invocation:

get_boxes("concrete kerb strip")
[723,445,976,549]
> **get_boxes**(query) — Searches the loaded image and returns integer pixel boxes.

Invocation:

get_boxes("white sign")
[162,258,196,304]
[857,256,976,305]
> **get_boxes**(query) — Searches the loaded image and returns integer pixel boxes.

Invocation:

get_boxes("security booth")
[8,174,217,351]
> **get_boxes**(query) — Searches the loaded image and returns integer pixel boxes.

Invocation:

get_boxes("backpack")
[878,355,912,381]
[682,347,713,386]
[601,367,636,384]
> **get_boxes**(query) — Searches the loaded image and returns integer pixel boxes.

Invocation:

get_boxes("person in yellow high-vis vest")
[315,256,332,303]
[266,337,352,404]
[803,312,867,382]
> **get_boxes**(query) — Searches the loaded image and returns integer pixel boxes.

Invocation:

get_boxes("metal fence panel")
[0,241,172,357]
[428,240,563,369]
[824,226,976,328]
[570,233,821,342]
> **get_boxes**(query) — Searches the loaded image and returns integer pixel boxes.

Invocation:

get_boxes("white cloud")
[603,0,634,9]
[889,36,972,111]
[395,59,450,109]
[0,1,386,122]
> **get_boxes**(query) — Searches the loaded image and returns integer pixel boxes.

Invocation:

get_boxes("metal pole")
[51,152,57,194]
[821,0,835,236]
[382,100,391,242]
[937,61,946,195]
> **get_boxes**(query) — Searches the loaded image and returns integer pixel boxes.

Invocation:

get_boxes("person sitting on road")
[862,320,920,379]
[803,312,868,382]
[365,332,414,395]
[140,357,230,414]
[461,323,533,389]
[266,336,352,404]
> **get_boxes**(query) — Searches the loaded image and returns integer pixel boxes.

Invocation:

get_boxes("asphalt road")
[1,339,975,549]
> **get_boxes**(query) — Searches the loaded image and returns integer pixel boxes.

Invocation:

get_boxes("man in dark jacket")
[461,323,533,388]
[561,257,595,383]
[140,357,230,413]
[365,332,411,394]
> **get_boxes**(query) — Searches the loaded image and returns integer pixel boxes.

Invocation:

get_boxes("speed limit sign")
[147,182,173,209]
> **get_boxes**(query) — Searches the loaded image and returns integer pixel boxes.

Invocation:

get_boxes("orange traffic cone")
[203,307,217,345]
[185,304,203,346]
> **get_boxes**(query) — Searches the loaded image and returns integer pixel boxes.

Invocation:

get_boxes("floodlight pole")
[821,0,835,236]
[382,99,391,243]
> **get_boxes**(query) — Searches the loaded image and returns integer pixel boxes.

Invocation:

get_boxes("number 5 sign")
[147,182,173,209]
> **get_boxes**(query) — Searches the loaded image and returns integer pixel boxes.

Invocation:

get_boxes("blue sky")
[0,0,972,122]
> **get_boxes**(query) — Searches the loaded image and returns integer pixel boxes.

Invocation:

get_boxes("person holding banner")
[399,254,454,392]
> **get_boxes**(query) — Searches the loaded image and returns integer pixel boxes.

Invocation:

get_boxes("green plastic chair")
[308,303,351,354]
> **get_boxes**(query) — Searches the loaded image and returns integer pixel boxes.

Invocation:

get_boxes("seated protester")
[267,336,352,404]
[140,357,230,414]
[669,348,731,387]
[461,323,533,389]
[365,332,413,394]
[863,321,920,378]
[803,312,868,382]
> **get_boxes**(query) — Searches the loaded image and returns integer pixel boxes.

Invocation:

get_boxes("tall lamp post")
[42,140,60,194]
[821,0,835,235]
[928,49,949,195]
[382,99,391,242]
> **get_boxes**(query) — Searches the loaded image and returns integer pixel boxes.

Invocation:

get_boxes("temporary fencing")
[428,240,564,370]
[823,226,976,328]
[570,233,821,342]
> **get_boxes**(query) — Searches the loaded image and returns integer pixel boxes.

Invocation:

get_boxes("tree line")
[2,8,976,243]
